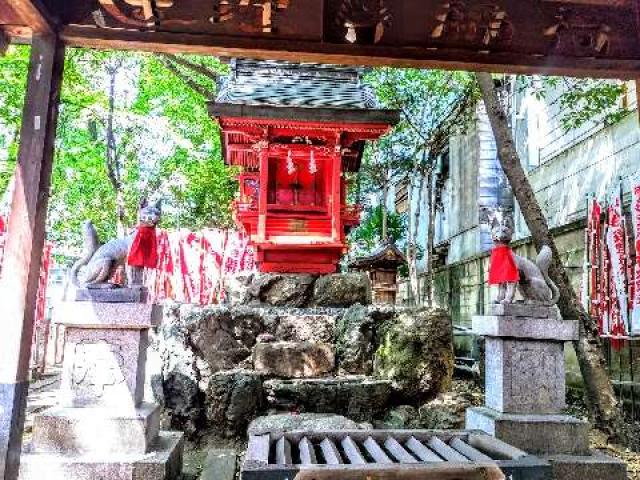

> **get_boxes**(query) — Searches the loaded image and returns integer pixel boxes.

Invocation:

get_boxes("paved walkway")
[23,368,61,439]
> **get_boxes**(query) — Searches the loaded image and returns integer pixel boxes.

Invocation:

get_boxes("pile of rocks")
[151,273,454,438]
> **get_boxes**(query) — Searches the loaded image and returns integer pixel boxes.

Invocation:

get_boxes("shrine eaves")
[3,0,640,78]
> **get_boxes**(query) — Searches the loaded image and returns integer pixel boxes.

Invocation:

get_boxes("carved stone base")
[466,407,590,456]
[53,302,162,410]
[472,314,579,414]
[72,287,148,304]
[545,452,627,480]
[19,431,183,480]
[32,403,161,455]
[59,327,148,409]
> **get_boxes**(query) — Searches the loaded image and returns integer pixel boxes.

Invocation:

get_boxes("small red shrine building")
[209,60,399,274]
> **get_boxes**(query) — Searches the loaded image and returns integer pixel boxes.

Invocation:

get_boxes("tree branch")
[158,53,221,83]
[159,57,213,99]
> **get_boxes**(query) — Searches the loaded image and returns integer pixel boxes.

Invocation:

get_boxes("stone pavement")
[23,369,61,438]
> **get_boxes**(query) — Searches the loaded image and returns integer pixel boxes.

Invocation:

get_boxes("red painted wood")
[218,115,392,273]
[257,145,269,242]
[331,151,342,242]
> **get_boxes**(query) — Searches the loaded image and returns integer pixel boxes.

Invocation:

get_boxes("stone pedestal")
[20,297,183,480]
[466,303,626,479]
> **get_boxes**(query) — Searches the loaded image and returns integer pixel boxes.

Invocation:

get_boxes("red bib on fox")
[127,225,158,268]
[489,245,519,285]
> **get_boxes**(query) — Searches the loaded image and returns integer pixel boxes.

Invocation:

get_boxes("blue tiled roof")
[216,59,378,110]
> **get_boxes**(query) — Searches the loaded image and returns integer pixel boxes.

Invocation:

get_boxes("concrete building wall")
[398,81,639,386]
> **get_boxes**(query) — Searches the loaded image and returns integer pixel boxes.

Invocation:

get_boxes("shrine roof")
[215,59,378,110]
[350,241,407,270]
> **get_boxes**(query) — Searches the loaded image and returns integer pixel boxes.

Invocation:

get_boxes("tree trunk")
[406,174,424,305]
[476,72,625,439]
[424,165,436,307]
[105,66,126,237]
[382,176,389,241]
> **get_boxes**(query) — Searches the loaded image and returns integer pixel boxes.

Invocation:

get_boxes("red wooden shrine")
[209,60,398,273]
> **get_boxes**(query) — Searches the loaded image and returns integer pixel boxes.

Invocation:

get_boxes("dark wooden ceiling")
[2,0,640,78]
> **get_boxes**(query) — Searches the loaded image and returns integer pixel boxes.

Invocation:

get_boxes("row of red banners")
[585,186,640,340]
[144,229,255,305]
[0,216,53,371]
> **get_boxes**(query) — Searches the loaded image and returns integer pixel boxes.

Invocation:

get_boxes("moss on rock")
[374,308,454,402]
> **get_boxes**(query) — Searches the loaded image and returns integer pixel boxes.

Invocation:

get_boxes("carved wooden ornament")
[97,0,175,27]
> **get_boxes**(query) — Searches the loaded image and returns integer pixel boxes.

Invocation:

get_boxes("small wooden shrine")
[350,241,406,304]
[209,60,398,273]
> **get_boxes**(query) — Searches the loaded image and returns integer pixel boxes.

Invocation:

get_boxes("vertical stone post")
[466,304,587,455]
[0,35,64,480]
[19,298,184,479]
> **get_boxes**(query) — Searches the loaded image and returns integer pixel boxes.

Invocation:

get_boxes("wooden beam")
[0,34,64,480]
[61,25,640,80]
[257,146,269,242]
[0,30,8,55]
[5,0,55,34]
[636,79,640,124]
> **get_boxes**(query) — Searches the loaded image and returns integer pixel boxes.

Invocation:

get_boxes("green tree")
[477,72,626,441]
[0,47,238,253]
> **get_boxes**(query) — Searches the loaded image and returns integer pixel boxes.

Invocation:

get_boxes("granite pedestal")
[20,293,183,480]
[466,303,626,480]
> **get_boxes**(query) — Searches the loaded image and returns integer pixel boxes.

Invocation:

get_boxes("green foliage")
[0,45,29,193]
[350,204,405,252]
[518,76,630,131]
[133,54,235,229]
[0,47,237,252]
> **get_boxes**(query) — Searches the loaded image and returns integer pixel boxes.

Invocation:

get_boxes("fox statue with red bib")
[489,213,560,306]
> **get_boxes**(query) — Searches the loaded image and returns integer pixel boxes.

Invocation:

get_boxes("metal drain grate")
[242,430,552,480]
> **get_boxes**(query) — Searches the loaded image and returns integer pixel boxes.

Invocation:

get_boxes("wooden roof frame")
[1,2,640,479]
[1,1,640,79]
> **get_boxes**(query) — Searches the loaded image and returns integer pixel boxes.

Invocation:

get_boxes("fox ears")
[139,197,162,211]
[490,209,514,229]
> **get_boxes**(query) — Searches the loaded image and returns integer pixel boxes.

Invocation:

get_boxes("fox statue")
[69,198,162,288]
[490,214,560,306]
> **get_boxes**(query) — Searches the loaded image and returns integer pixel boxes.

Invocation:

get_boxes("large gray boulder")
[263,377,392,422]
[205,370,264,437]
[335,304,376,375]
[225,273,317,307]
[153,303,207,436]
[253,342,335,378]
[311,273,372,307]
[374,308,454,402]
[249,274,317,307]
[186,306,263,372]
[248,413,364,435]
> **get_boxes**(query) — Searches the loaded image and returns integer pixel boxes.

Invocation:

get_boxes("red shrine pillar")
[257,144,269,243]
[331,149,342,243]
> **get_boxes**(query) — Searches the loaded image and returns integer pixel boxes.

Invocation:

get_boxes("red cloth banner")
[586,188,640,344]
[606,197,628,342]
[632,186,640,333]
[145,228,255,306]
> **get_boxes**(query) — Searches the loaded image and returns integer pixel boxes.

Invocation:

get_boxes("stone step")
[32,403,161,455]
[545,452,627,480]
[263,376,392,422]
[19,431,184,480]
[200,449,237,480]
[254,342,335,378]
